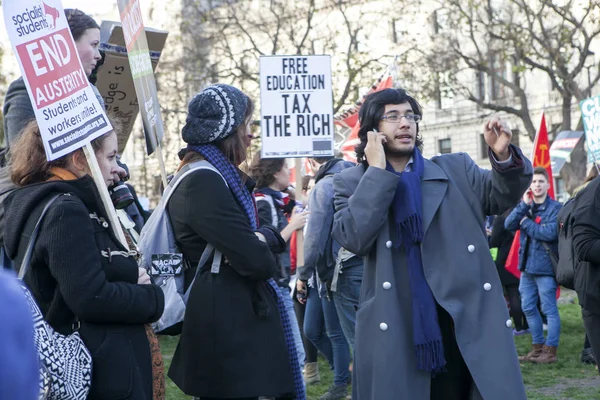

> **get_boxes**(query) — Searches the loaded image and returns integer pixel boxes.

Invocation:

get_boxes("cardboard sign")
[116,0,166,155]
[3,0,112,160]
[581,95,600,163]
[260,55,334,158]
[96,21,167,153]
[549,130,583,175]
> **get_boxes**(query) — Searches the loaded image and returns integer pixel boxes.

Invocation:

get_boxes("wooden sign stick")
[83,143,129,249]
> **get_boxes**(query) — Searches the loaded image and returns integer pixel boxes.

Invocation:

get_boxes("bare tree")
[179,0,403,118]
[421,0,600,191]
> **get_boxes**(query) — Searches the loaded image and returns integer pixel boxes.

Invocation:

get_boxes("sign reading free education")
[581,95,600,163]
[260,55,334,158]
[117,0,165,155]
[3,0,111,161]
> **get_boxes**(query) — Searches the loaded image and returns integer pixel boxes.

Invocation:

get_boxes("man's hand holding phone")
[523,189,533,205]
[365,128,387,169]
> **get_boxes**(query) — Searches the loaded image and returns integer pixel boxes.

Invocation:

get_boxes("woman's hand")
[138,268,151,285]
[296,279,308,304]
[288,208,310,231]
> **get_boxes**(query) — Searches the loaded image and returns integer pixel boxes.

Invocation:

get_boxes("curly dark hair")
[64,9,100,41]
[354,88,423,164]
[248,153,286,188]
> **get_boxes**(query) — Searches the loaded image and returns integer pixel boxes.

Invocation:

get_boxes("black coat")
[167,168,295,398]
[3,176,165,400]
[256,191,292,288]
[489,214,519,287]
[572,177,600,314]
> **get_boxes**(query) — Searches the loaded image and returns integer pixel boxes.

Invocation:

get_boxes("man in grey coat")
[332,88,531,400]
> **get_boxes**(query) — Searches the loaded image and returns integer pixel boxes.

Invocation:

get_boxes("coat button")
[379,322,388,331]
[386,240,392,249]
[506,319,513,328]
[383,282,392,290]
[102,222,109,228]
[467,245,475,253]
[484,283,492,291]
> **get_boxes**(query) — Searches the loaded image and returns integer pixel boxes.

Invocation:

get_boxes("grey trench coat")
[332,149,531,400]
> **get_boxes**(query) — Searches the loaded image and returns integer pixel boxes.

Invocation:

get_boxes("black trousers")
[506,284,528,331]
[430,305,474,400]
[582,308,600,375]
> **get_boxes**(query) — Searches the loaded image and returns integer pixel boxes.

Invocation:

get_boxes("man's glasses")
[381,114,422,123]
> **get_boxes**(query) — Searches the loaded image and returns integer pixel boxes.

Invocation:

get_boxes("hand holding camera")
[109,158,135,209]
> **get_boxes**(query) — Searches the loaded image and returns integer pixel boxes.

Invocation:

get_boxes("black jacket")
[572,177,600,314]
[489,214,519,287]
[167,168,294,398]
[3,176,165,400]
[256,188,292,288]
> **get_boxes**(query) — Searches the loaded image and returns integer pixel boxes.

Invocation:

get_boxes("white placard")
[260,55,334,158]
[3,0,112,161]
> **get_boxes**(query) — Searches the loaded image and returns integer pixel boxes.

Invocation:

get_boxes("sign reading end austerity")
[4,0,112,161]
[260,55,334,158]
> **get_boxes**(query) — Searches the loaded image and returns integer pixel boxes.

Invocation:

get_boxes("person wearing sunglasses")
[331,88,532,400]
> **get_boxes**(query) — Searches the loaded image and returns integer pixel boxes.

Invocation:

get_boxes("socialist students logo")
[11,0,60,37]
[42,1,60,29]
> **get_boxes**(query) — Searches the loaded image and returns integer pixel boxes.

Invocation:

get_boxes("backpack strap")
[163,160,227,206]
[18,193,64,280]
[167,161,227,276]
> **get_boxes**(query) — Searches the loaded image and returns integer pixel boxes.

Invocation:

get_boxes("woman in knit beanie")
[167,84,305,400]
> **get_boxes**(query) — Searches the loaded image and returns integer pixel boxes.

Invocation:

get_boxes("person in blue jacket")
[505,166,562,363]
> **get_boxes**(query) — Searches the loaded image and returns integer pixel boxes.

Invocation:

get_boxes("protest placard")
[581,95,600,163]
[116,0,165,156]
[3,0,112,161]
[549,130,583,175]
[96,21,168,154]
[3,0,128,247]
[260,55,334,158]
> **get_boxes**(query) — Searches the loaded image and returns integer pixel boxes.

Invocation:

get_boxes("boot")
[518,343,543,362]
[304,362,320,385]
[581,348,596,365]
[531,345,558,364]
[319,383,349,400]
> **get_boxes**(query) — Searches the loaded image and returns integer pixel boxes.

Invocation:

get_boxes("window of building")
[430,10,449,35]
[480,133,489,159]
[475,70,485,102]
[511,129,520,147]
[390,19,403,44]
[438,138,452,154]
[434,72,454,109]
[489,52,508,100]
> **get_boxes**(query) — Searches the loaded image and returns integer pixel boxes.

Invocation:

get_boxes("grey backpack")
[138,160,225,333]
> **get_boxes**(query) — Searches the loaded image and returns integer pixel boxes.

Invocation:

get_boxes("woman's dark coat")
[3,176,165,399]
[167,168,295,398]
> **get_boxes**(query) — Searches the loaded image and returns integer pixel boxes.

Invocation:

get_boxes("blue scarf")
[187,145,306,399]
[386,148,446,374]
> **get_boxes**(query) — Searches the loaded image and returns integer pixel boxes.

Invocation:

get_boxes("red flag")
[340,76,393,162]
[505,114,559,296]
[532,113,555,198]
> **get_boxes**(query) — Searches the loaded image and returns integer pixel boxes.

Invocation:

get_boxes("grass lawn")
[160,298,599,400]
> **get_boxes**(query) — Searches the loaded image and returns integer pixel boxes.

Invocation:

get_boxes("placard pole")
[295,158,305,268]
[83,143,129,249]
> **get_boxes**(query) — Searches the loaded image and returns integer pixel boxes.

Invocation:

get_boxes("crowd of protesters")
[2,8,600,400]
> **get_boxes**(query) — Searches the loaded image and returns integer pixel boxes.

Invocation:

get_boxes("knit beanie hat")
[182,84,249,145]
